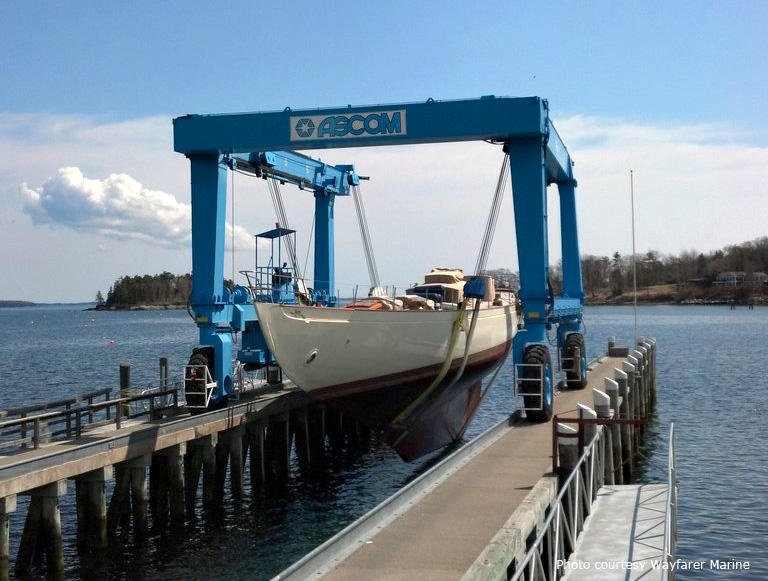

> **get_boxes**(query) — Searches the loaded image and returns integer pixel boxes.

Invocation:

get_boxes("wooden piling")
[326,407,345,454]
[214,433,231,499]
[225,427,245,499]
[647,340,657,404]
[592,388,614,485]
[201,434,218,508]
[184,436,211,517]
[183,434,217,511]
[0,495,16,576]
[167,444,186,521]
[74,467,111,551]
[625,355,640,447]
[119,362,131,419]
[293,408,312,473]
[634,348,648,423]
[604,378,623,484]
[15,481,67,576]
[577,403,597,446]
[107,464,130,532]
[153,444,186,522]
[557,423,579,473]
[614,368,634,483]
[149,454,166,520]
[265,414,291,481]
[128,455,151,534]
[245,420,266,489]
[308,406,327,467]
[159,357,169,389]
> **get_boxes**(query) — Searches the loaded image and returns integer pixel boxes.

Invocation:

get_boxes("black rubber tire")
[564,333,588,389]
[185,347,215,414]
[523,344,554,422]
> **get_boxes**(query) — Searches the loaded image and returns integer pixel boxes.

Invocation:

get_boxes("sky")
[1,0,766,303]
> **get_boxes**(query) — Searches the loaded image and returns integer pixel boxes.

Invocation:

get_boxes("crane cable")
[475,153,510,276]
[451,153,511,383]
[351,184,381,293]
[266,177,302,281]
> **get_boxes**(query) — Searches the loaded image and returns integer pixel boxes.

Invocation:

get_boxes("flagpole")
[631,170,638,341]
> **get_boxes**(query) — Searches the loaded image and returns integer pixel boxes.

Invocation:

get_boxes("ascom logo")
[294,118,315,138]
[290,110,407,141]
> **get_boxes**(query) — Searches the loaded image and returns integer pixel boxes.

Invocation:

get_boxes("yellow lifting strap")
[391,299,469,428]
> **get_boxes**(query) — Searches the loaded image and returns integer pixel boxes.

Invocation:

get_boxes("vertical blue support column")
[557,179,584,344]
[506,138,550,359]
[189,154,232,401]
[558,180,584,302]
[190,154,228,310]
[314,190,335,304]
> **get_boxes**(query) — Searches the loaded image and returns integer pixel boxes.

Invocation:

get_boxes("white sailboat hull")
[254,302,517,460]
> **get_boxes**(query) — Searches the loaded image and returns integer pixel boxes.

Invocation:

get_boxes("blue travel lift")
[173,96,587,420]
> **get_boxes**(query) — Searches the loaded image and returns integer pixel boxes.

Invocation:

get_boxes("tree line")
[97,272,193,308]
[485,236,768,303]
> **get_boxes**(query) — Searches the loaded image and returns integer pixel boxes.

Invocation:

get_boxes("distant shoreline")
[0,300,36,308]
[86,304,187,311]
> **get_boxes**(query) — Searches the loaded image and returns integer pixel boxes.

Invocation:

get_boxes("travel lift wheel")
[564,333,588,389]
[522,344,554,422]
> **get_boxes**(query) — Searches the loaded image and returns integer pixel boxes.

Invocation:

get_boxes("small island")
[93,272,192,310]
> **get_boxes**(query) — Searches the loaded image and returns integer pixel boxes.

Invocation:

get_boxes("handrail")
[0,385,181,451]
[0,388,112,418]
[509,424,606,580]
[661,423,677,580]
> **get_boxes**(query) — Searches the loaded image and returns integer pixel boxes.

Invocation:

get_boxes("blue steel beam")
[174,96,573,184]
[558,180,584,302]
[236,151,358,196]
[505,137,551,359]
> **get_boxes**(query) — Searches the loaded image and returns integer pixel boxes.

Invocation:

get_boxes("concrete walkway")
[317,357,628,581]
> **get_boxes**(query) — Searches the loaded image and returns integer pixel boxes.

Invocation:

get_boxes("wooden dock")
[0,379,363,577]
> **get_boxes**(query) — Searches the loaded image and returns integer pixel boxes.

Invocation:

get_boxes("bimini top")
[256,227,296,240]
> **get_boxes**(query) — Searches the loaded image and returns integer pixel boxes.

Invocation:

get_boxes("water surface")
[1,304,765,579]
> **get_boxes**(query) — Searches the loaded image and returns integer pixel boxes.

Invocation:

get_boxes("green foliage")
[104,272,193,308]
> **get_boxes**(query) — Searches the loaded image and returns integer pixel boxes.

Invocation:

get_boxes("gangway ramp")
[562,484,668,580]
[275,356,629,581]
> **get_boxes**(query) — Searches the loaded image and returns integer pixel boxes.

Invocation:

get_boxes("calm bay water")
[0,304,766,579]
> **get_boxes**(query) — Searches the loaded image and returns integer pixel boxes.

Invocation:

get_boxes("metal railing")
[661,423,677,580]
[509,425,606,580]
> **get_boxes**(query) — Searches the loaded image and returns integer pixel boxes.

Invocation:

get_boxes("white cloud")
[553,115,768,257]
[20,166,252,250]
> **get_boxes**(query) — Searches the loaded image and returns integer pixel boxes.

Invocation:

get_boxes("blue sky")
[1,0,766,302]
